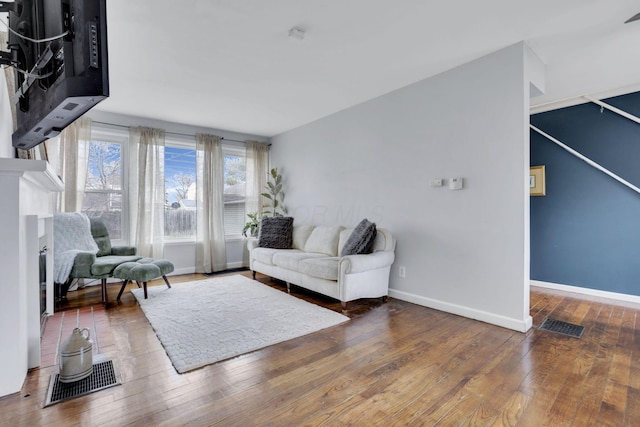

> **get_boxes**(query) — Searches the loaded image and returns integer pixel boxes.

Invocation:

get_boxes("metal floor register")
[45,360,120,407]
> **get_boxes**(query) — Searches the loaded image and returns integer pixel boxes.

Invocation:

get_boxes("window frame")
[84,125,128,246]
[164,135,198,243]
[85,127,250,245]
[222,144,247,240]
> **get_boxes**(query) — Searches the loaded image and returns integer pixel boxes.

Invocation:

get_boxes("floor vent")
[539,318,585,338]
[44,360,120,407]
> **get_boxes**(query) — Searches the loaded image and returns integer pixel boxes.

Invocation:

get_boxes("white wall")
[271,43,543,332]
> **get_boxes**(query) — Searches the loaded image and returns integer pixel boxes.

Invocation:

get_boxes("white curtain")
[195,133,227,273]
[47,116,92,212]
[245,140,270,217]
[0,31,16,132]
[129,126,165,258]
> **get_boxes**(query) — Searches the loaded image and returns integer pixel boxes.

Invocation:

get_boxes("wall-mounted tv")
[4,0,108,150]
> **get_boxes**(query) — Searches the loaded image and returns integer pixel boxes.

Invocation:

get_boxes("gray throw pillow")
[341,219,377,256]
[258,216,294,249]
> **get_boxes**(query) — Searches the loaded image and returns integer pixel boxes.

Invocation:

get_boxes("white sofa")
[248,225,396,309]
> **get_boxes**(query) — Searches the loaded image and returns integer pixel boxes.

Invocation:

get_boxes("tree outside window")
[82,140,123,239]
[165,146,196,238]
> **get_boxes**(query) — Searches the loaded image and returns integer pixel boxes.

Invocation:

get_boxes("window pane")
[83,140,123,239]
[224,155,246,236]
[82,192,122,240]
[86,141,122,190]
[165,146,196,238]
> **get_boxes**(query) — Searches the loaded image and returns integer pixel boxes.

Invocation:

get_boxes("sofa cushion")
[304,226,344,256]
[252,247,288,266]
[340,219,377,256]
[292,225,315,250]
[298,257,340,281]
[372,229,391,252]
[258,216,294,249]
[338,229,353,255]
[272,251,326,271]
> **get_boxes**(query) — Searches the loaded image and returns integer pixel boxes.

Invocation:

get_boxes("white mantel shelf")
[0,158,64,191]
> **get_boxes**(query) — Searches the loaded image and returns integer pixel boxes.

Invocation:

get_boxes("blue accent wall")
[530,91,640,295]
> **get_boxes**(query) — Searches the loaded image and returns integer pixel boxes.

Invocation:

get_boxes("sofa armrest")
[69,252,97,278]
[247,238,259,252]
[111,246,137,256]
[339,251,396,275]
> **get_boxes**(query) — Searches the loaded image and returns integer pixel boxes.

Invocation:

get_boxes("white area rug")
[131,274,349,373]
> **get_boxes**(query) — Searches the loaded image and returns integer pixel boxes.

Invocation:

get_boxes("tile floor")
[40,305,115,368]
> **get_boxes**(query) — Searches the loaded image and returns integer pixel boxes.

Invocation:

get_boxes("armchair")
[58,217,142,302]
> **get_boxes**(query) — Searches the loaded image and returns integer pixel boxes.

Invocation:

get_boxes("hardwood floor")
[1,272,639,426]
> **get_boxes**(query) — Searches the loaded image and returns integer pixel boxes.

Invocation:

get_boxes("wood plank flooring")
[1,272,639,426]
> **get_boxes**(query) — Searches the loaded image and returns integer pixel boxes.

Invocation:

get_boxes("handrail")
[583,96,640,127]
[530,124,640,195]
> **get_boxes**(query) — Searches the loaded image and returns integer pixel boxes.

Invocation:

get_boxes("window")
[223,149,246,237]
[164,142,246,239]
[83,128,250,242]
[165,145,196,239]
[82,135,124,240]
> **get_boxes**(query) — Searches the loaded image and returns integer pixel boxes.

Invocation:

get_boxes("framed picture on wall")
[530,165,546,196]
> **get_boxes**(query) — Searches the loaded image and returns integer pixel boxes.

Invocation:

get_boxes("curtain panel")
[245,140,270,218]
[195,133,227,273]
[0,31,17,131]
[129,126,165,258]
[47,116,92,212]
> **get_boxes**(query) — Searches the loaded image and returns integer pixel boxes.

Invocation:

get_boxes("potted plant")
[243,168,288,237]
[261,168,287,217]
[242,212,261,237]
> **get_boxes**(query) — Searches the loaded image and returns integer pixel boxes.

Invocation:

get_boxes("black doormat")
[539,318,585,338]
[44,360,120,407]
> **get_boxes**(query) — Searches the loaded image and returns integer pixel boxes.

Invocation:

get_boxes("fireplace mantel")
[0,158,63,398]
[0,158,64,192]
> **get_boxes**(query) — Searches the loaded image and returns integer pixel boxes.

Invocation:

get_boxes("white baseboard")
[226,261,246,270]
[168,267,195,276]
[531,280,640,304]
[168,263,247,277]
[388,288,533,333]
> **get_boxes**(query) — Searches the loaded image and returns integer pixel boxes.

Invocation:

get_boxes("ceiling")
[19,1,640,136]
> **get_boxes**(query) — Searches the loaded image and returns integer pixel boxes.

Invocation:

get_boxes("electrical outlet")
[399,266,406,278]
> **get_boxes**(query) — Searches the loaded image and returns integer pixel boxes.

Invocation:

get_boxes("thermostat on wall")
[449,177,463,190]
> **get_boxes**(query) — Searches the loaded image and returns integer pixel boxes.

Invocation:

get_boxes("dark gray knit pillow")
[341,219,377,256]
[258,216,294,249]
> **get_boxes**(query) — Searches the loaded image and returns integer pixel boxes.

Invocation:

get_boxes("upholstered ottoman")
[114,258,174,300]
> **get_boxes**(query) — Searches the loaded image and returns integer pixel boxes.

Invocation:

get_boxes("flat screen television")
[5,0,108,150]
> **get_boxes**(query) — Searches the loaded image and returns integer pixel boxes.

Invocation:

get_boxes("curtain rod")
[92,120,270,145]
